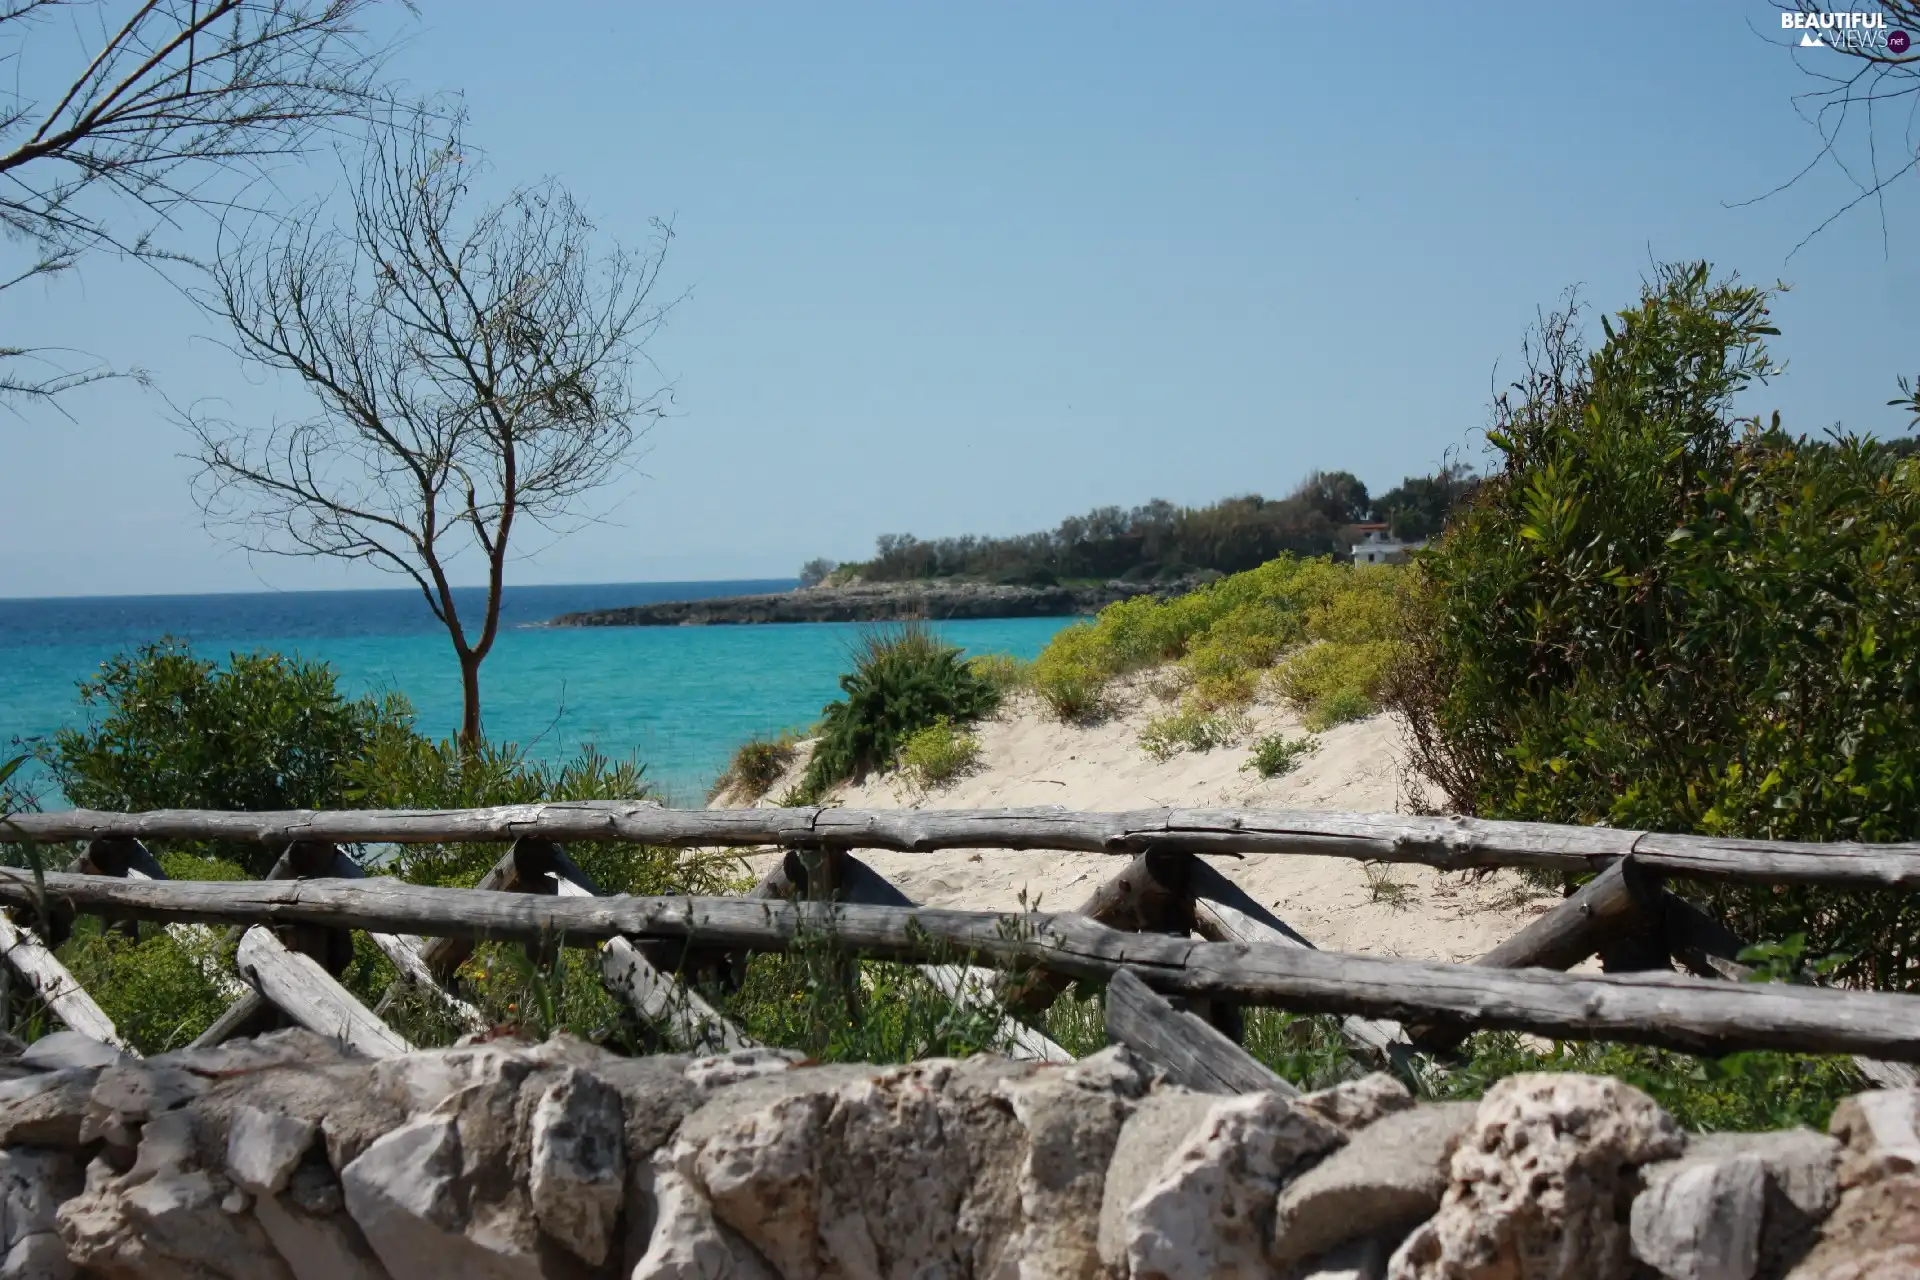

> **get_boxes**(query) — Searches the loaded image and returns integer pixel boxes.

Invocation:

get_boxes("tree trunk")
[458,650,483,748]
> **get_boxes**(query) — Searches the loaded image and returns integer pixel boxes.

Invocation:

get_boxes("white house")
[1349,523,1426,565]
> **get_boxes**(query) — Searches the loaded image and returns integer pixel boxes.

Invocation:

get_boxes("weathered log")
[235,926,409,1058]
[12,872,1920,1061]
[1106,966,1293,1096]
[546,875,756,1052]
[1187,858,1411,1071]
[14,804,1920,890]
[600,937,753,1054]
[0,912,124,1049]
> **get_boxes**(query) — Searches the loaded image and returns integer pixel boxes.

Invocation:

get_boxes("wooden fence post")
[1106,967,1293,1095]
[235,926,410,1058]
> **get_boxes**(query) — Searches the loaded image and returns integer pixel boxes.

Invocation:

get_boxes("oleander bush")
[1392,261,1920,989]
[48,640,415,877]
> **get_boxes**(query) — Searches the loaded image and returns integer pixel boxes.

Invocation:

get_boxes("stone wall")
[0,1027,1907,1279]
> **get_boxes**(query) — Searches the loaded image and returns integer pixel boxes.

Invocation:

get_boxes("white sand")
[715,682,1553,964]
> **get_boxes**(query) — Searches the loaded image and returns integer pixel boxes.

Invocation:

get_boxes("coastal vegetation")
[792,623,1001,803]
[815,465,1476,588]
[1026,553,1406,759]
[1389,262,1920,992]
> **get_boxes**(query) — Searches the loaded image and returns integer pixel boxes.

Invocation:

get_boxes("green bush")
[49,640,414,876]
[1394,261,1920,988]
[895,717,981,790]
[1030,556,1406,728]
[1139,705,1249,760]
[1302,686,1374,732]
[1422,1034,1861,1133]
[1242,732,1319,779]
[798,623,1000,800]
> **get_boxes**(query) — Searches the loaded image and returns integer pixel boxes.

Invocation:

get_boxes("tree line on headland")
[799,465,1478,588]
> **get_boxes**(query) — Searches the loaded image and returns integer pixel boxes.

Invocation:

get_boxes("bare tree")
[0,0,401,403]
[186,113,677,746]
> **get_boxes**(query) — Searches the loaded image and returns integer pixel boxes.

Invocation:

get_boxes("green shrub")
[59,922,235,1054]
[966,652,1034,697]
[895,717,981,790]
[1302,687,1374,732]
[49,640,414,876]
[1394,261,1920,988]
[1242,733,1319,779]
[1139,705,1249,761]
[1422,1034,1861,1133]
[710,733,801,804]
[799,623,1000,799]
[1030,556,1405,725]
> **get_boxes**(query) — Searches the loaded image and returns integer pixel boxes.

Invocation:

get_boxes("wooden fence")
[0,804,1915,1090]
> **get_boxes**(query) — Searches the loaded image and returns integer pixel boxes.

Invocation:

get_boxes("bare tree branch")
[0,0,407,401]
[186,110,679,746]
[1753,4,1920,254]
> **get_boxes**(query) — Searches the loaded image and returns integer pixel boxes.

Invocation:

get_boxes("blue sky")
[6,2,1918,597]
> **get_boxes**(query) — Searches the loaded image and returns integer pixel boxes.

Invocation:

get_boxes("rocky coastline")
[548,576,1217,627]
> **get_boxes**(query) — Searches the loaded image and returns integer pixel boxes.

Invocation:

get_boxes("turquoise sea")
[0,582,1075,807]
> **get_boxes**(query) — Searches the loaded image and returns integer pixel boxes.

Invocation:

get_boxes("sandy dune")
[718,684,1554,964]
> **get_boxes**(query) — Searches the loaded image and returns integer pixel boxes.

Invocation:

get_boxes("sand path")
[718,686,1554,964]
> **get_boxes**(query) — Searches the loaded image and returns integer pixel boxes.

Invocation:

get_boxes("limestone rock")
[526,1067,625,1266]
[1634,1130,1838,1280]
[227,1106,320,1198]
[1829,1090,1920,1189]
[1273,1102,1477,1269]
[1785,1172,1920,1280]
[251,1192,391,1280]
[1631,1151,1766,1280]
[0,1072,96,1150]
[1387,1073,1683,1280]
[19,1034,121,1075]
[1123,1091,1345,1280]
[0,1148,79,1280]
[341,1112,539,1280]
[997,1054,1140,1276]
[682,1048,807,1092]
[1097,1089,1220,1268]
[153,1029,349,1080]
[57,1109,293,1280]
[629,1143,777,1280]
[80,1061,208,1152]
[1298,1073,1417,1134]
[1305,1236,1394,1280]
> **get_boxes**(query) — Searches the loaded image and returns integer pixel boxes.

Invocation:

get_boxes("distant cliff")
[547,577,1214,626]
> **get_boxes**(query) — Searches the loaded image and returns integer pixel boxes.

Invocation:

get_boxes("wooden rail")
[10,804,1920,888]
[5,871,1920,1062]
